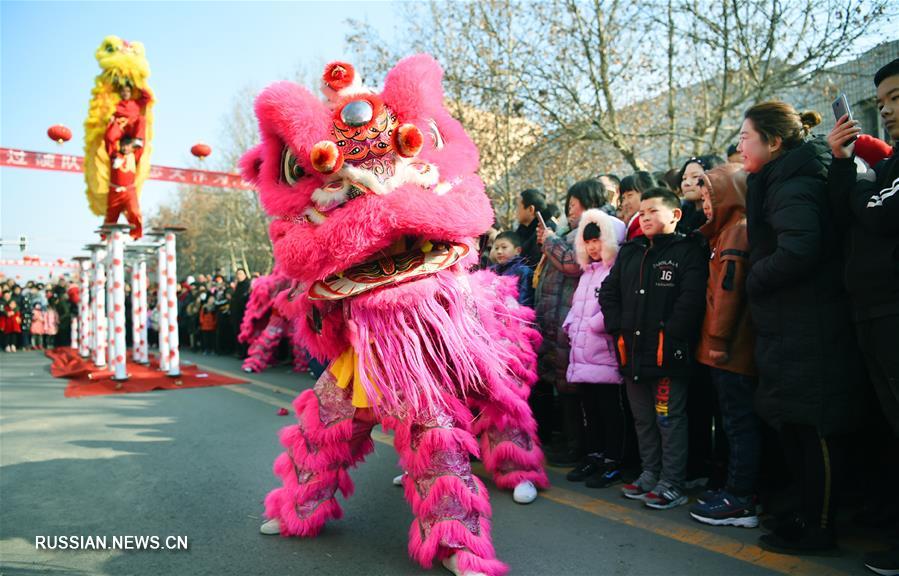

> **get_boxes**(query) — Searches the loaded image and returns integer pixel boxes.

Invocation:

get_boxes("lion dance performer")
[238,272,309,374]
[84,35,154,239]
[241,56,547,576]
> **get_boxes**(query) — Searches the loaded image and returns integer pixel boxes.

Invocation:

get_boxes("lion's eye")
[280,146,305,186]
[105,44,115,53]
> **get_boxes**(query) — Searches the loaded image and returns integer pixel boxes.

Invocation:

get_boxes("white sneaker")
[392,473,405,486]
[442,553,487,576]
[259,518,281,535]
[512,480,538,504]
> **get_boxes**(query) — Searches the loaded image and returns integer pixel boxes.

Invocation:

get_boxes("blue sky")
[0,1,402,280]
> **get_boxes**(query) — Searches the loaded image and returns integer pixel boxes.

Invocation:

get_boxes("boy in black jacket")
[599,187,708,510]
[827,58,899,573]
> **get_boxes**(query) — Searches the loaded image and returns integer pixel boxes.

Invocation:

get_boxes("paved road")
[0,350,882,575]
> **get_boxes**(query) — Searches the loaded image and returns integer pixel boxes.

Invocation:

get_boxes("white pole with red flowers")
[138,258,149,364]
[84,247,97,359]
[148,234,169,372]
[88,243,107,368]
[125,244,153,365]
[129,260,141,362]
[161,227,185,378]
[104,235,115,374]
[103,224,130,382]
[70,308,78,349]
[73,256,91,357]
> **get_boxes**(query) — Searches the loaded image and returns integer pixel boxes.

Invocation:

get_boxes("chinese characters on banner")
[0,147,252,190]
[0,258,78,269]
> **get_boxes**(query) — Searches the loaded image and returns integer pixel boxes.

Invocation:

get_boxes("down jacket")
[695,164,756,376]
[746,137,860,435]
[563,210,626,384]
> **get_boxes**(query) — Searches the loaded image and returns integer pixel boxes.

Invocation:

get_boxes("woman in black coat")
[740,102,859,554]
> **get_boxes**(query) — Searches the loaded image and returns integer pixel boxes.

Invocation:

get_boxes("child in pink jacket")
[562,208,628,488]
[30,303,46,349]
[43,303,59,348]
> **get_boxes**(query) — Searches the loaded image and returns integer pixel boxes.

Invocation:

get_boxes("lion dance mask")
[241,55,547,576]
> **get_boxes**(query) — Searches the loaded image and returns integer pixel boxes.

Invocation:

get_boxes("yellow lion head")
[94,35,150,87]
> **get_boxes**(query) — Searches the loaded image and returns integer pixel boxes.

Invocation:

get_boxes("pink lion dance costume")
[238,272,309,374]
[240,55,547,576]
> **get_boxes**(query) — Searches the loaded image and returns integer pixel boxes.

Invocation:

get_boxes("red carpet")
[46,348,247,398]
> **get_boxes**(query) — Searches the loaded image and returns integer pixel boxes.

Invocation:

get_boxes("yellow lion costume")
[84,35,154,216]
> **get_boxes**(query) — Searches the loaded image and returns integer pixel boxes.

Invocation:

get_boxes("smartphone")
[536,211,546,228]
[832,93,857,144]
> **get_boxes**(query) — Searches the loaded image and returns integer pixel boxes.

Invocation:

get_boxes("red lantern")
[191,142,212,159]
[47,124,72,144]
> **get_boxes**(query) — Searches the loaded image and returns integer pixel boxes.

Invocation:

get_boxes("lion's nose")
[310,141,343,174]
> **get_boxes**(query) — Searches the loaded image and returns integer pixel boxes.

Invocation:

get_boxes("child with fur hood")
[562,208,628,488]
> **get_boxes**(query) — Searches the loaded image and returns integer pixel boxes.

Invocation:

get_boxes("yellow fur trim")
[330,347,383,408]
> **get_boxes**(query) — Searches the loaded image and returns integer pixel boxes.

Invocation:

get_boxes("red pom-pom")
[310,141,344,174]
[323,62,355,91]
[394,123,424,158]
[277,407,289,416]
[854,134,893,167]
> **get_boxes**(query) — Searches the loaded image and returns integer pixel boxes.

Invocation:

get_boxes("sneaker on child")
[689,491,758,528]
[621,471,658,501]
[644,482,688,510]
[586,464,622,489]
[864,546,899,576]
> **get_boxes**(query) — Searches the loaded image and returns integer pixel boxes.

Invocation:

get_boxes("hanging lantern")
[47,124,72,144]
[191,142,212,159]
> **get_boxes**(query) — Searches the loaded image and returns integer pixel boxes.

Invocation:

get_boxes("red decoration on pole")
[191,142,212,159]
[47,125,72,144]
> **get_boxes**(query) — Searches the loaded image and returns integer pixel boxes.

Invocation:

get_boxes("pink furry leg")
[242,315,287,373]
[395,401,508,576]
[263,369,376,537]
[470,382,549,492]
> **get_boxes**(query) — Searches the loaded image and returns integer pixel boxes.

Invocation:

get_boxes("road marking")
[189,361,303,398]
[209,363,853,576]
[222,383,289,407]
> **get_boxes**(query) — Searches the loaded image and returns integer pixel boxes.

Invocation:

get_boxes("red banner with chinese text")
[0,147,252,190]
[0,258,78,269]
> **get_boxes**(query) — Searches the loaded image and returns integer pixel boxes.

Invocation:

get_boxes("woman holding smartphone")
[739,101,859,555]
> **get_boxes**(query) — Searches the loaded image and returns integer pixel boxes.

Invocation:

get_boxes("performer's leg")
[104,191,126,226]
[394,398,508,576]
[470,379,549,492]
[124,191,143,239]
[132,114,147,144]
[242,315,286,373]
[263,371,376,537]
